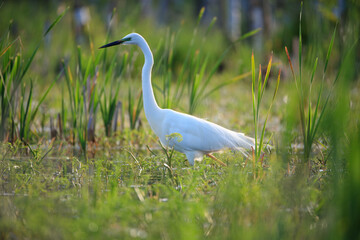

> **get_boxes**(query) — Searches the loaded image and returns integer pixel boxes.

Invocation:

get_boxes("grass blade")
[43,7,69,36]
[260,55,273,99]
[237,28,262,42]
[251,52,257,154]
[323,24,337,75]
[299,2,303,82]
[256,64,262,120]
[21,7,68,82]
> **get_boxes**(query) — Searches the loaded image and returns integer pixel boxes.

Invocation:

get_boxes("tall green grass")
[62,44,104,152]
[153,7,260,114]
[18,74,59,142]
[99,52,125,136]
[0,7,67,141]
[184,17,261,114]
[98,8,124,137]
[251,53,280,163]
[319,27,359,239]
[152,8,219,113]
[285,3,339,163]
[128,88,143,130]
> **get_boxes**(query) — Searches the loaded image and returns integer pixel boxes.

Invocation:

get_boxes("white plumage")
[100,33,254,165]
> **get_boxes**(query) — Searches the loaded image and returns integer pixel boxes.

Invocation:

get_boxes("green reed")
[0,7,67,141]
[251,53,280,162]
[285,3,338,162]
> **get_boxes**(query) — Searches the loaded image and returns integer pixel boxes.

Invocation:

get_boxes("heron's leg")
[206,153,227,167]
[185,152,205,166]
[185,152,195,166]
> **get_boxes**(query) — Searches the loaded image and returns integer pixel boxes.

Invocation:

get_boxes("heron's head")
[99,33,143,49]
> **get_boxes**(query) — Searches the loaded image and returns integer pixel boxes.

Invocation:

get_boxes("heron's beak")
[99,37,131,49]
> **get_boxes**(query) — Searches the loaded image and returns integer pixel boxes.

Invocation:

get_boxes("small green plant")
[160,132,183,186]
[251,53,280,162]
[26,142,53,168]
[164,132,183,168]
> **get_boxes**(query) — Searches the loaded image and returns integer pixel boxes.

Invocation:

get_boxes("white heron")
[100,33,254,166]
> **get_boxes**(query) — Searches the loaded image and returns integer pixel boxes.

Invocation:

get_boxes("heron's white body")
[105,33,254,165]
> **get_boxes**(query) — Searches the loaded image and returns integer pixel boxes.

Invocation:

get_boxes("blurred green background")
[1,0,359,78]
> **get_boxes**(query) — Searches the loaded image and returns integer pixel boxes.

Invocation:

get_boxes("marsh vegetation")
[0,1,359,239]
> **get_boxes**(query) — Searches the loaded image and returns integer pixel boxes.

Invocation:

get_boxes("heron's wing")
[162,110,254,153]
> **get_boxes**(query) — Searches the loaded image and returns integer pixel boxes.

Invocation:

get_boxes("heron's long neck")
[138,40,161,124]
